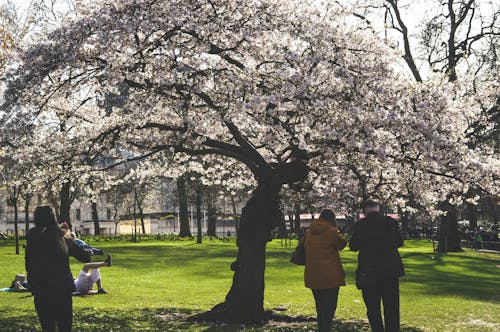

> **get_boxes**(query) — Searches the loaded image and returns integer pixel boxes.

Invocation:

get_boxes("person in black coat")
[25,206,91,332]
[349,199,405,332]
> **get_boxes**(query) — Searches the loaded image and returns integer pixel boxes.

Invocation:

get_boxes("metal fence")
[460,240,500,251]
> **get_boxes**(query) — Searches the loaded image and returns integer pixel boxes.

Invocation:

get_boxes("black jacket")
[25,227,91,296]
[349,212,405,278]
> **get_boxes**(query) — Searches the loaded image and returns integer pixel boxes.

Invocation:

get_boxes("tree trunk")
[207,191,217,237]
[132,199,137,243]
[487,196,498,226]
[49,190,61,222]
[196,190,203,244]
[288,213,294,233]
[177,176,191,237]
[139,208,146,234]
[194,187,278,323]
[134,216,138,243]
[113,208,119,235]
[437,202,462,252]
[192,160,308,324]
[399,208,409,239]
[231,196,239,236]
[60,181,72,229]
[91,202,100,235]
[135,190,146,234]
[24,194,31,236]
[467,202,478,232]
[293,204,301,234]
[14,196,19,255]
[277,219,287,240]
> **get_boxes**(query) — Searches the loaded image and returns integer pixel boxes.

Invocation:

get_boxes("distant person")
[73,255,112,294]
[8,257,111,295]
[25,206,91,332]
[493,228,499,242]
[60,222,104,256]
[70,232,104,255]
[474,228,483,250]
[350,199,405,332]
[9,274,29,292]
[302,209,347,332]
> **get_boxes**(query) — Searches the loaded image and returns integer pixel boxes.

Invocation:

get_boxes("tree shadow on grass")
[400,252,500,302]
[0,304,424,331]
[0,309,39,332]
[186,311,424,332]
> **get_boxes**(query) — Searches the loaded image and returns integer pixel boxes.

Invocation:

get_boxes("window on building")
[106,208,112,220]
[76,208,81,221]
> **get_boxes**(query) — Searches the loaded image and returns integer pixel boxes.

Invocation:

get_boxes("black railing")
[461,240,500,251]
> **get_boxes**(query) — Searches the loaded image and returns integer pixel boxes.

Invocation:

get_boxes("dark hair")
[33,206,68,255]
[360,199,379,211]
[319,209,336,225]
[34,206,58,229]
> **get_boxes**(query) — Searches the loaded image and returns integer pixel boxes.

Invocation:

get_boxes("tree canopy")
[3,0,496,214]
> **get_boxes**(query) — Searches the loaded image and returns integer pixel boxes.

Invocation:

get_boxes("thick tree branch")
[386,0,423,82]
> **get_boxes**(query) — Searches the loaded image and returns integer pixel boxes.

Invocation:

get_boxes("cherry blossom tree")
[350,0,499,250]
[3,0,497,323]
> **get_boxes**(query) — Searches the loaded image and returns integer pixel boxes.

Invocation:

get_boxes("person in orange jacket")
[302,209,347,332]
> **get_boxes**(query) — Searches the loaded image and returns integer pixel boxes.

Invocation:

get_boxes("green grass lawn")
[0,238,498,331]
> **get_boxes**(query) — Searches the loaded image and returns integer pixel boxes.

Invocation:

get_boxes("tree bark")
[207,191,217,237]
[60,181,72,229]
[135,189,146,234]
[386,0,423,82]
[399,208,410,239]
[288,213,294,233]
[177,176,191,237]
[487,196,498,226]
[24,194,31,236]
[113,207,119,235]
[437,202,462,252]
[293,204,301,234]
[231,196,239,237]
[91,202,100,235]
[192,160,308,324]
[13,195,19,255]
[139,207,146,234]
[467,202,478,232]
[194,187,277,323]
[196,189,203,244]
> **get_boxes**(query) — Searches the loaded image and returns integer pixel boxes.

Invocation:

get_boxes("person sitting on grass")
[9,274,30,292]
[8,257,113,295]
[74,254,112,295]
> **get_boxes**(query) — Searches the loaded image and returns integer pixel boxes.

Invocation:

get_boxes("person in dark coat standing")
[349,199,405,332]
[25,206,91,332]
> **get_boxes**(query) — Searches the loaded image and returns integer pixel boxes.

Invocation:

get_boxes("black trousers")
[312,288,339,332]
[362,277,400,332]
[34,292,73,332]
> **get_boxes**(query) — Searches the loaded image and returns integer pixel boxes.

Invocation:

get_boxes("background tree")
[0,166,22,254]
[102,181,131,234]
[351,0,499,251]
[176,174,191,237]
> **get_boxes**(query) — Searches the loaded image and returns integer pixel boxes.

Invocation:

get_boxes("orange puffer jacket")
[303,218,347,289]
